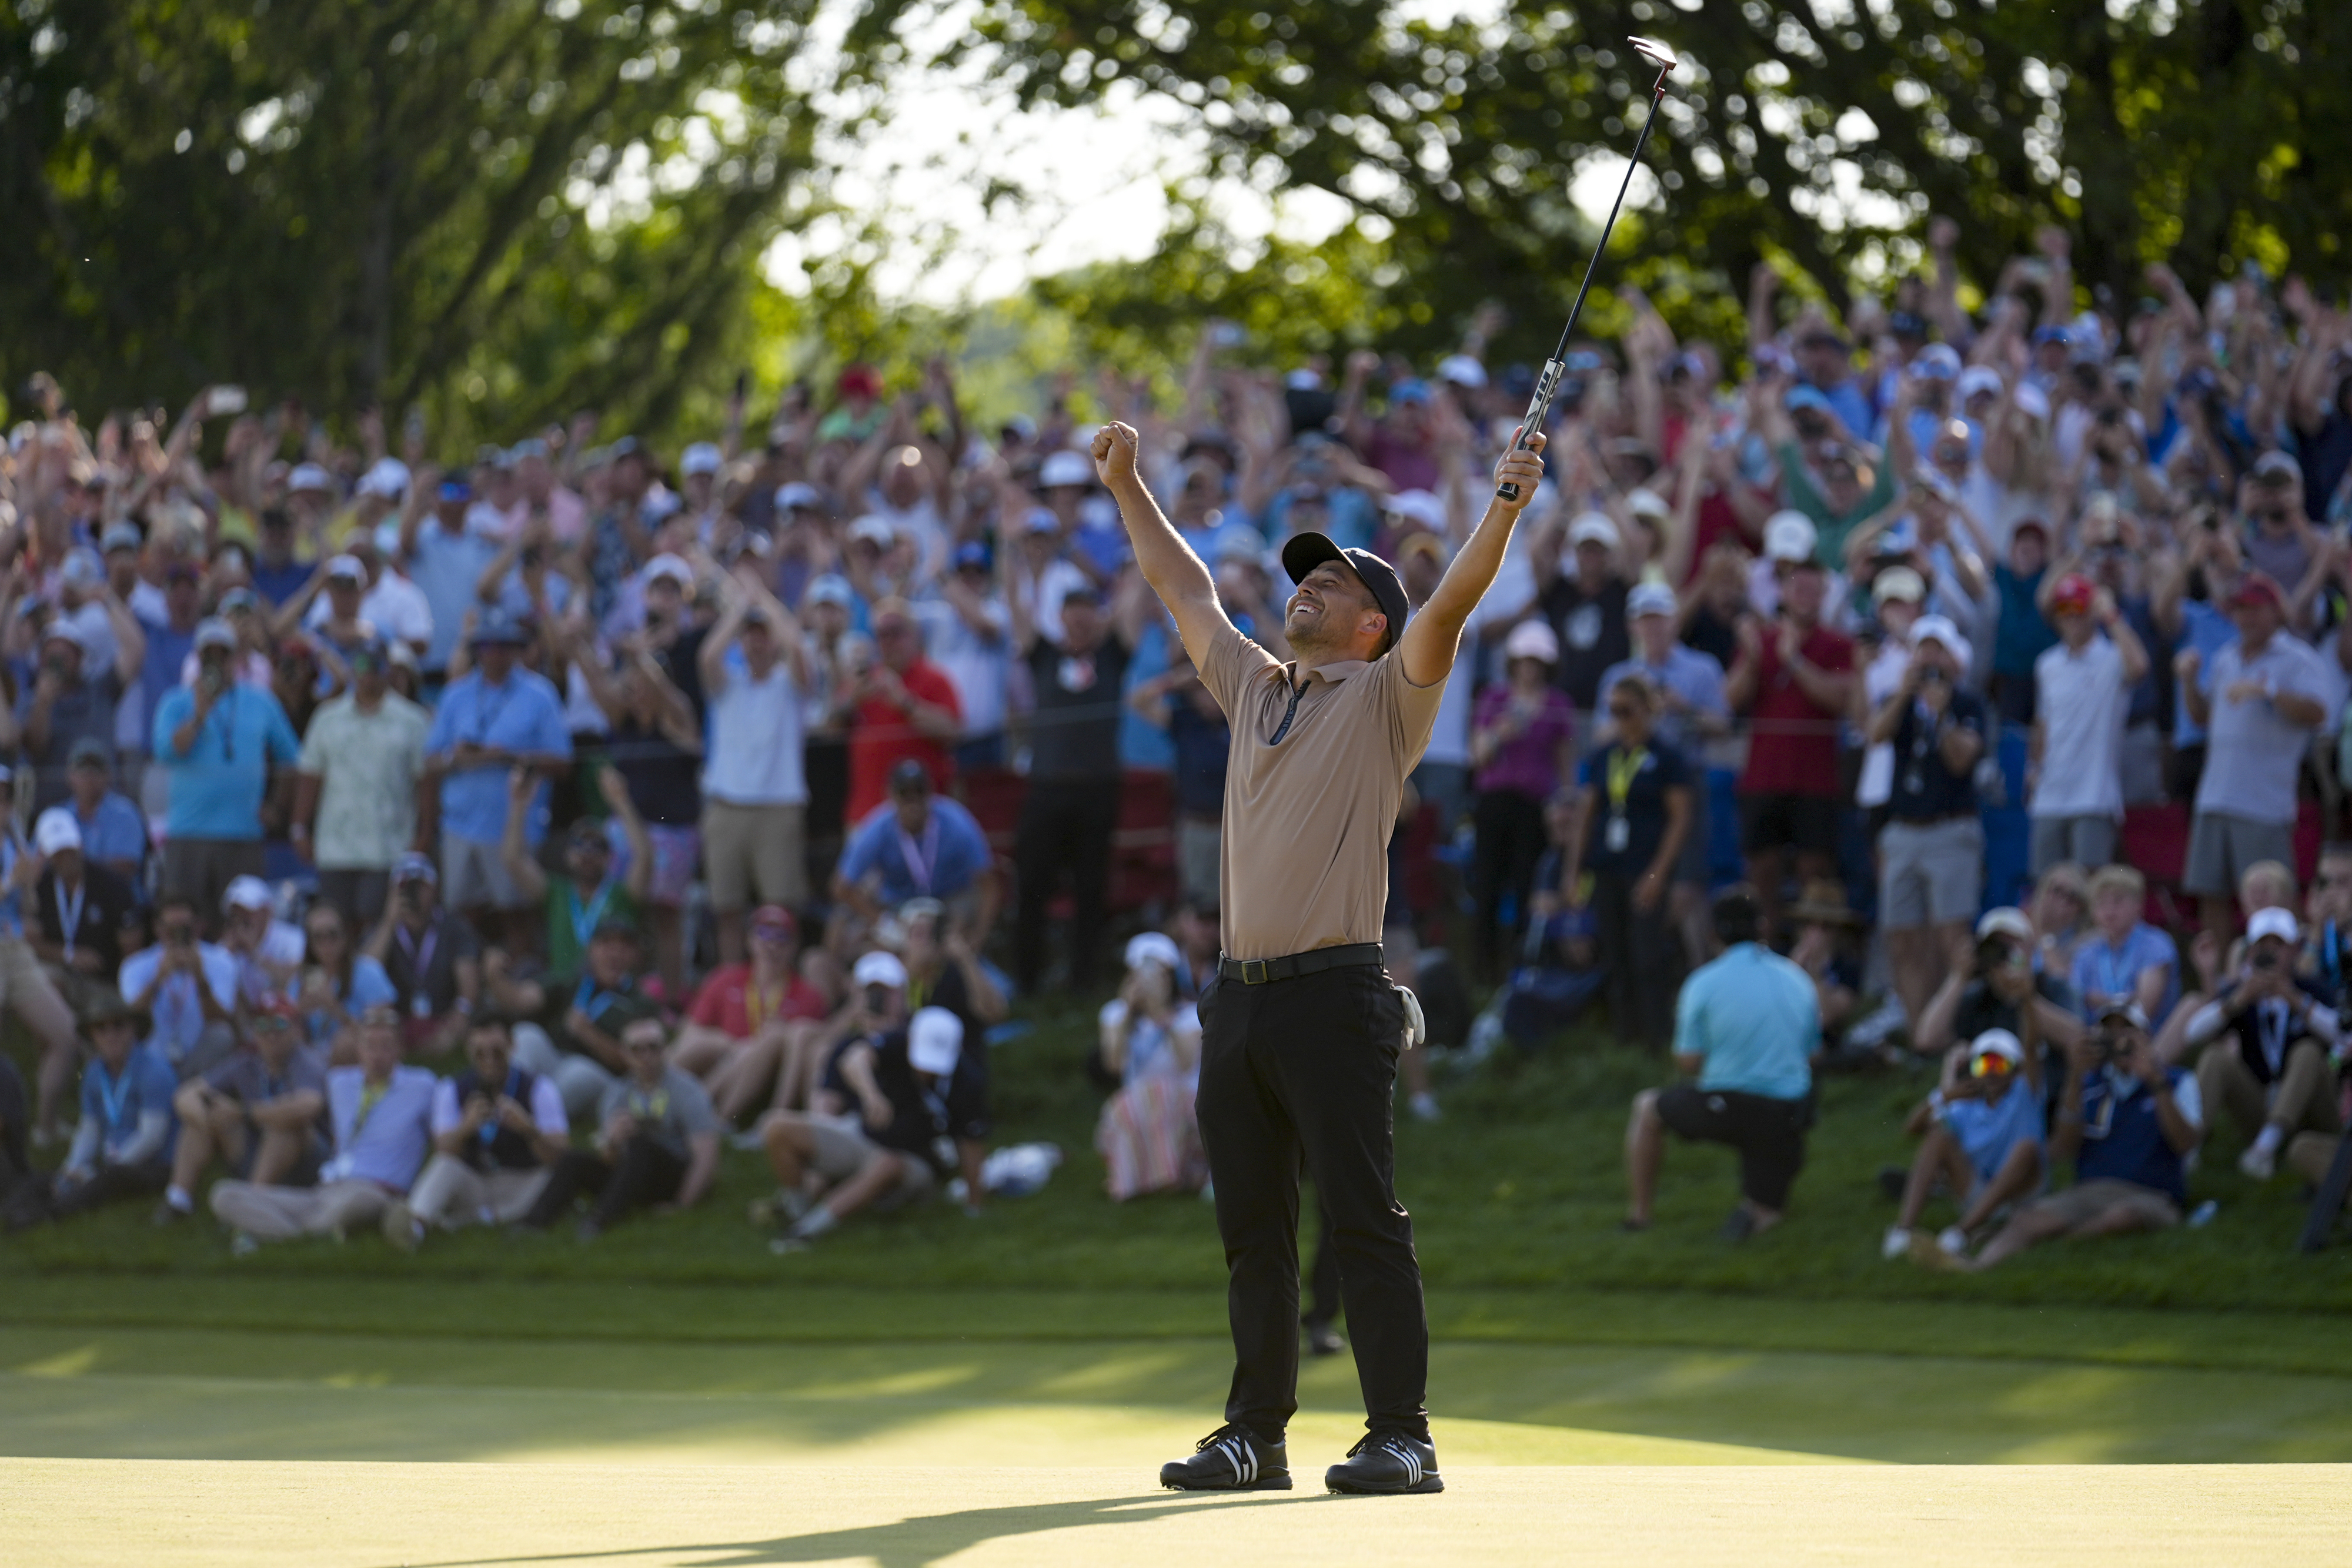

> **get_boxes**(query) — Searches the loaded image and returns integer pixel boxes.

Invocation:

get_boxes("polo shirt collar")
[1294,658,1368,685]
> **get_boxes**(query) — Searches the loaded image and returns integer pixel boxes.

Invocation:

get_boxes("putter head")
[1629,36,1679,73]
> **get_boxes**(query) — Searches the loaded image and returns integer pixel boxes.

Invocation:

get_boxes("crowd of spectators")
[4,212,2352,1266]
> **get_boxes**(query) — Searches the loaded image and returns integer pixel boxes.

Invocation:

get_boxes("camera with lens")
[1975,935,2020,974]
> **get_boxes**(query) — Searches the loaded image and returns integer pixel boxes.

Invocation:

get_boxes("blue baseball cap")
[1785,385,1836,414]
[952,540,990,572]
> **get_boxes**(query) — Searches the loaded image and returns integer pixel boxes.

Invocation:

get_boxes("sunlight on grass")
[15,1345,99,1379]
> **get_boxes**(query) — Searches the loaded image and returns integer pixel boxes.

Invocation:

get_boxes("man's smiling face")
[1284,560,1381,656]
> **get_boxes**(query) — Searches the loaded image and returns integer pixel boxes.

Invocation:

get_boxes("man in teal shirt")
[1624,885,1818,1241]
[151,618,302,920]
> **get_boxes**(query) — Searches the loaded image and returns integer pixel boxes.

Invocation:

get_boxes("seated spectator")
[119,892,240,1078]
[219,875,306,1007]
[1095,932,1206,1201]
[898,897,1006,1206]
[152,618,302,917]
[501,765,650,985]
[1915,905,2084,1062]
[48,993,178,1221]
[363,852,483,1057]
[2027,574,2146,873]
[1623,887,1817,1241]
[210,1007,437,1251]
[833,760,995,938]
[759,987,960,1251]
[2177,576,2327,942]
[518,1012,720,1240]
[1926,1001,2203,1271]
[2069,865,2180,1029]
[1560,673,1690,1049]
[2177,908,2343,1182]
[2029,861,2092,983]
[509,917,654,1120]
[28,807,140,1012]
[1864,614,1985,1031]
[426,610,573,942]
[156,998,326,1225]
[395,1018,570,1243]
[62,738,146,885]
[1884,1028,2046,1263]
[2303,844,2352,1012]
[671,904,834,1124]
[290,901,397,1062]
[1786,880,1864,1055]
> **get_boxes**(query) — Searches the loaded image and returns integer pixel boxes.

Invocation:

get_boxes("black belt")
[1218,942,1383,985]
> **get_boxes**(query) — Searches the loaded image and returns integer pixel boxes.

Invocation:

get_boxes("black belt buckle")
[1240,958,1270,985]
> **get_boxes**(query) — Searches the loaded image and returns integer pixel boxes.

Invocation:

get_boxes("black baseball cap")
[1279,533,1409,655]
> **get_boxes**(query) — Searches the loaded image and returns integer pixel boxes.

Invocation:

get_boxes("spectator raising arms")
[697,574,811,965]
[1468,618,1576,978]
[151,618,301,918]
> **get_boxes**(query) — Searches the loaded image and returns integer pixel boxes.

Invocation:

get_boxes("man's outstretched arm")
[1398,434,1547,688]
[1093,421,1235,667]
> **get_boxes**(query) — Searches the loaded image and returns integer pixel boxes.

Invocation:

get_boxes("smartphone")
[208,386,248,417]
[732,370,749,404]
[404,403,427,448]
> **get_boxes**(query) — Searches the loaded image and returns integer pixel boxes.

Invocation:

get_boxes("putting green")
[8,1325,2352,1467]
[9,1459,2352,1567]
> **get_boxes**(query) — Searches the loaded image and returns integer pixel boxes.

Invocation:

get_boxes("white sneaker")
[1880,1225,1912,1261]
[1846,995,1909,1052]
[1936,1225,1969,1258]
[1408,1092,1442,1123]
[2239,1143,2278,1182]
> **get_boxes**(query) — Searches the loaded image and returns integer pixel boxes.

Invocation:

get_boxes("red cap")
[837,363,882,401]
[749,904,798,943]
[2050,573,2096,615]
[2228,576,2284,610]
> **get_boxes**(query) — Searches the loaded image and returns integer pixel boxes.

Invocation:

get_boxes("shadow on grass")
[391,1489,1327,1568]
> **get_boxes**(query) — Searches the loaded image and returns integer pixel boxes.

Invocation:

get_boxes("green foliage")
[0,0,830,442]
[922,0,2352,352]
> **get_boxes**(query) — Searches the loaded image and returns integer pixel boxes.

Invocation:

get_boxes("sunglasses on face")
[1968,1054,2016,1079]
[1606,703,1641,720]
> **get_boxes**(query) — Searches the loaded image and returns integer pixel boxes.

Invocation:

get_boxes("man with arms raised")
[1098,419,1546,1497]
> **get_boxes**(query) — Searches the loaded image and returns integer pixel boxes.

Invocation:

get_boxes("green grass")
[7,998,2351,1368]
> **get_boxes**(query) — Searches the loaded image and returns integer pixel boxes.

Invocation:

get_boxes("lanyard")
[395,920,438,984]
[2325,922,2343,999]
[92,1059,134,1135]
[479,1067,521,1146]
[207,688,237,763]
[2091,939,2136,1002]
[574,976,628,1015]
[54,877,85,961]
[1604,747,1650,814]
[746,974,781,1031]
[896,818,941,894]
[349,1079,389,1144]
[467,678,514,748]
[567,875,616,951]
[2257,998,2294,1075]
[626,1084,669,1124]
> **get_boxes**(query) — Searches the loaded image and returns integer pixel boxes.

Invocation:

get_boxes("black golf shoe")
[1325,1430,1442,1495]
[1160,1423,1291,1491]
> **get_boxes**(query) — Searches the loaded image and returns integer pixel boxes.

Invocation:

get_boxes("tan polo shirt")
[1199,620,1445,961]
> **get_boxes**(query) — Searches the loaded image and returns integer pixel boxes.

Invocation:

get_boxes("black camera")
[1975,936,2021,973]
[2251,948,2280,972]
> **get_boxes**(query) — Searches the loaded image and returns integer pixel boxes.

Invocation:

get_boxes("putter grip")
[1495,358,1565,502]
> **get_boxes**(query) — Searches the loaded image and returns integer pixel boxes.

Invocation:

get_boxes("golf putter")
[1496,35,1681,503]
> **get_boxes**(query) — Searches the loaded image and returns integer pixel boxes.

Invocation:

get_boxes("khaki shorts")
[703,800,808,912]
[805,1113,933,1206]
[2023,1177,2180,1232]
[442,834,527,912]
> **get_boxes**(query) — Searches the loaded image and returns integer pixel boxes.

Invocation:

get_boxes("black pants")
[1655,1082,1812,1211]
[1014,777,1120,993]
[522,1135,685,1229]
[1591,869,1681,1049]
[49,1155,169,1219]
[1471,790,1548,977]
[1302,1195,1341,1330]
[1197,963,1426,1443]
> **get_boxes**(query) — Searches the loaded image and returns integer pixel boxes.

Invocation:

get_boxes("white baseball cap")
[2249,907,2301,947]
[1627,581,1678,619]
[355,457,410,500]
[1957,366,2003,402]
[1124,931,1182,975]
[1626,487,1672,520]
[1909,613,1969,660]
[32,807,81,857]
[1038,449,1095,489]
[848,516,898,549]
[852,950,908,989]
[1566,512,1618,550]
[680,442,724,477]
[1969,1028,2024,1067]
[1503,618,1561,664]
[1381,489,1447,533]
[643,553,694,587]
[1872,566,1926,606]
[323,554,365,583]
[287,462,335,494]
[1764,510,1818,563]
[907,1005,965,1076]
[1435,353,1488,389]
[1975,906,2034,944]
[774,482,826,513]
[222,875,275,912]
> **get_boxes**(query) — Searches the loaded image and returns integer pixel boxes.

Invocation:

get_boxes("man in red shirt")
[843,597,962,823]
[670,905,836,1124]
[1725,544,1855,941]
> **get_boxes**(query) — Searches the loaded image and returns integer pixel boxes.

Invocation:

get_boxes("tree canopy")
[936,0,2352,354]
[1,0,833,438]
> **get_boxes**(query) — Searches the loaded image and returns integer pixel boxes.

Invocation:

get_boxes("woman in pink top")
[1469,618,1577,978]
